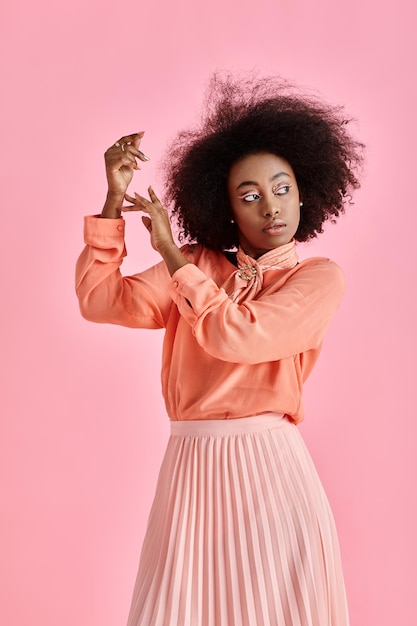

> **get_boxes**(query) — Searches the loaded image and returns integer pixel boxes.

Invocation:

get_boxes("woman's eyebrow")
[235,172,291,190]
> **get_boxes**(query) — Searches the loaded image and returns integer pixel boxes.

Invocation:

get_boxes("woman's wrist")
[159,242,190,276]
[100,190,125,218]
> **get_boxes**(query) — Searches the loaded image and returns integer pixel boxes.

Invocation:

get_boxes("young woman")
[76,74,363,626]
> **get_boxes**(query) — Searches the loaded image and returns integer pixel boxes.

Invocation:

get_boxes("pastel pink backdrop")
[1,0,416,625]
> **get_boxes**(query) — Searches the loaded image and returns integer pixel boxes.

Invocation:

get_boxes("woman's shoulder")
[261,255,344,295]
[290,256,345,292]
[297,256,344,276]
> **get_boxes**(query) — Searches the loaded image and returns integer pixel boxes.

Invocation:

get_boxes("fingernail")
[139,151,150,161]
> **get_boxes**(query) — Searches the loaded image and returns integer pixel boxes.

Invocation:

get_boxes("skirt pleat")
[126,415,349,626]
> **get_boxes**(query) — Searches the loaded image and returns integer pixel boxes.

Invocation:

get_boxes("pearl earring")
[230,219,235,223]
[300,202,303,207]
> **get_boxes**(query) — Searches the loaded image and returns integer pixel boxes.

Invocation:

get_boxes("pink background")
[1,0,416,624]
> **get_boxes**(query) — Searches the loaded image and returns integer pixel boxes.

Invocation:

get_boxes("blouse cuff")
[83,215,125,247]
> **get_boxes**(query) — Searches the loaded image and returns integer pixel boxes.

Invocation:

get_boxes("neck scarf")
[222,239,298,303]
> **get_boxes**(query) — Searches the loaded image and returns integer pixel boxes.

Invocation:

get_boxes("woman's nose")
[263,198,280,217]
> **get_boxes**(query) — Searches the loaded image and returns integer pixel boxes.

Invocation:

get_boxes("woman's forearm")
[100,191,125,218]
[158,242,190,277]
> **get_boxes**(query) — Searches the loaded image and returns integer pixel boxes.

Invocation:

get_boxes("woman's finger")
[124,192,147,204]
[105,143,138,162]
[147,186,163,206]
[107,151,140,171]
[124,145,150,162]
[124,192,142,205]
[120,204,139,212]
[107,132,149,164]
[134,192,154,210]
[120,195,145,212]
[115,131,145,146]
[119,146,148,167]
[122,193,150,212]
[123,189,166,214]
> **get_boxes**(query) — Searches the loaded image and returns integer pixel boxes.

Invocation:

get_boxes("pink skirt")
[126,414,349,626]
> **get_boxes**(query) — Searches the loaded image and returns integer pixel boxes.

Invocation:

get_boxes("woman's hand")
[123,187,190,276]
[124,187,174,253]
[101,132,150,218]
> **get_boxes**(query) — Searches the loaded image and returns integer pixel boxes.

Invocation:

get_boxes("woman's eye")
[242,192,261,202]
[274,185,291,196]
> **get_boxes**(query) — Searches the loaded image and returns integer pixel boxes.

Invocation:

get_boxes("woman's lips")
[263,220,286,235]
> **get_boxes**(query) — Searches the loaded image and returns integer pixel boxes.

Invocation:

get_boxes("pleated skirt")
[126,414,349,626]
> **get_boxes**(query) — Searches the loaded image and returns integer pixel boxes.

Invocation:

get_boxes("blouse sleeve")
[75,216,173,329]
[167,259,345,364]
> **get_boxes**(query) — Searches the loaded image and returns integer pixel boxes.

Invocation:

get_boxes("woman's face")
[228,152,301,258]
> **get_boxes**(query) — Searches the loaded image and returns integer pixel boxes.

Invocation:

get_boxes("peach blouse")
[76,216,345,423]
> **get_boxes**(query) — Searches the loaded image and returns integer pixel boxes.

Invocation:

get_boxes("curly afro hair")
[162,73,364,251]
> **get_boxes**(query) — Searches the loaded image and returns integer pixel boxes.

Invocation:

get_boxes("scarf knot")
[222,239,298,303]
